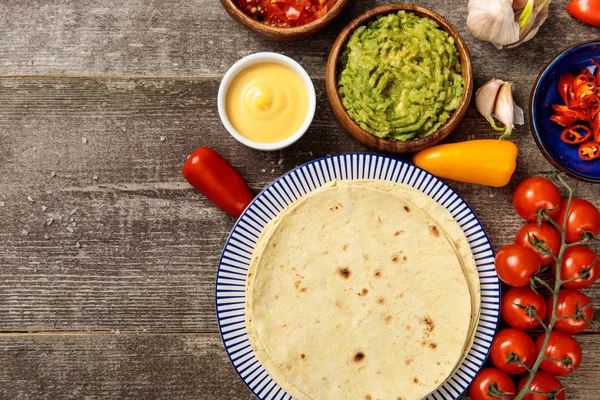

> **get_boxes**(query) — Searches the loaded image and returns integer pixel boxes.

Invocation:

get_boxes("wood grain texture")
[1,77,598,333]
[0,333,599,400]
[0,0,597,77]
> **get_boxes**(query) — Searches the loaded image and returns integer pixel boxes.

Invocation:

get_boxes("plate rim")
[215,153,501,400]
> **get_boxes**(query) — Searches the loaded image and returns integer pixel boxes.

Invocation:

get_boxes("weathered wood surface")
[0,0,599,399]
[0,333,599,400]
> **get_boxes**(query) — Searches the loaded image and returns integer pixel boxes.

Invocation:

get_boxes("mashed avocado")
[338,11,464,141]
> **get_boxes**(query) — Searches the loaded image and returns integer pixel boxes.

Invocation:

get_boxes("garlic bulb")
[475,79,524,139]
[467,0,551,48]
[467,0,520,48]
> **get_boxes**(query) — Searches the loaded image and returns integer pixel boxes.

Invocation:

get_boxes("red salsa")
[237,0,337,27]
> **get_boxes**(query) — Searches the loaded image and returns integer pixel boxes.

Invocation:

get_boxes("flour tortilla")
[340,180,481,366]
[246,181,473,400]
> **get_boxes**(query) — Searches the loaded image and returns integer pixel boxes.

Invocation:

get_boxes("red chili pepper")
[588,97,600,120]
[550,115,577,127]
[558,73,575,105]
[182,147,254,217]
[552,104,590,121]
[567,0,600,27]
[561,125,593,144]
[593,117,600,142]
[579,142,600,161]
[593,58,600,86]
[574,81,597,100]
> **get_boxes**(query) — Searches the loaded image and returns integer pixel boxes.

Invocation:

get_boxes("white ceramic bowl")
[218,52,316,151]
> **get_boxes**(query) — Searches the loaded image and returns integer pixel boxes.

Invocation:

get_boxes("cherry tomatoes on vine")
[515,223,561,266]
[490,329,536,375]
[517,371,565,400]
[495,244,541,287]
[501,287,547,330]
[549,289,594,334]
[557,198,600,243]
[536,331,582,376]
[469,368,516,400]
[554,245,600,289]
[513,177,562,221]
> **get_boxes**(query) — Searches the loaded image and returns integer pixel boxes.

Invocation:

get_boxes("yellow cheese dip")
[226,63,309,144]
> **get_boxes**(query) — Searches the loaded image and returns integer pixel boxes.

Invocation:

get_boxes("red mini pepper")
[182,147,254,217]
[567,0,600,27]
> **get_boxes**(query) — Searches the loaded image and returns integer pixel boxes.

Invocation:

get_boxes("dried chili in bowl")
[237,0,338,27]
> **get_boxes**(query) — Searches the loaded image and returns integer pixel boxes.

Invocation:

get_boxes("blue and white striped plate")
[216,154,500,400]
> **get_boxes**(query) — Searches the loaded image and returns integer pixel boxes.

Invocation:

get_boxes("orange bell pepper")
[413,139,518,187]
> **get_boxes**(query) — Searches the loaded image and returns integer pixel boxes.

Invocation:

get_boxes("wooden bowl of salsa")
[326,4,473,153]
[219,0,349,41]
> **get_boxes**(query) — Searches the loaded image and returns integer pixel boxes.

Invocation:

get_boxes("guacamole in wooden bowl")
[337,11,465,142]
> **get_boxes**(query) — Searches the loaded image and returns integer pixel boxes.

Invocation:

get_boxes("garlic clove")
[494,82,516,139]
[467,0,520,48]
[476,79,506,131]
[514,100,525,125]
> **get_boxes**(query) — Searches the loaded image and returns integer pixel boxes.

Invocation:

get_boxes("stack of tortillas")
[246,180,481,400]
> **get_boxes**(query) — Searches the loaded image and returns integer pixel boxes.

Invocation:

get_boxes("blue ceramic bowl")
[531,40,600,183]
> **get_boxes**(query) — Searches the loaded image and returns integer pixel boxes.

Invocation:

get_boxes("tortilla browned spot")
[358,288,369,296]
[377,297,385,305]
[404,205,411,212]
[338,267,351,279]
[413,378,419,384]
[366,395,372,400]
[374,270,382,278]
[301,354,306,360]
[384,315,392,324]
[429,343,437,349]
[394,230,403,236]
[421,316,435,336]
[429,225,440,237]
[353,352,365,363]
[405,358,413,365]
[343,244,349,251]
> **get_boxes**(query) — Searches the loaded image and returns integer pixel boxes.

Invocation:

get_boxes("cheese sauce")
[226,63,308,144]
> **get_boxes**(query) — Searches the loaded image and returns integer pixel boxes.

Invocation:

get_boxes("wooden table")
[0,1,598,398]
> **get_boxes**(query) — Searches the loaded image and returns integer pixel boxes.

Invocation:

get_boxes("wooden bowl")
[325,4,473,153]
[219,0,350,41]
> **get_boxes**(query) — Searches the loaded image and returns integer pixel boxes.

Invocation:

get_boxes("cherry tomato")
[549,289,594,334]
[554,245,600,289]
[469,368,516,400]
[515,223,562,266]
[490,329,536,375]
[557,198,600,243]
[495,244,541,287]
[536,331,582,376]
[182,147,254,217]
[517,371,565,400]
[513,177,562,221]
[501,287,547,330]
